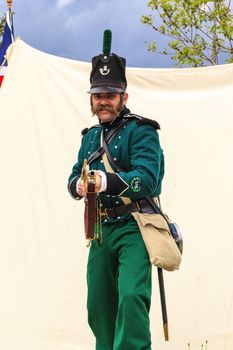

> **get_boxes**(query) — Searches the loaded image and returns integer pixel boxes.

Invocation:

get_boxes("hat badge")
[100,65,110,76]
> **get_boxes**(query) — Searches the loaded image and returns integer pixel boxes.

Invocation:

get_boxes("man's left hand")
[94,172,102,192]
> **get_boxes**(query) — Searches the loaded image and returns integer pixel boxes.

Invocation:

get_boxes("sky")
[0,0,172,68]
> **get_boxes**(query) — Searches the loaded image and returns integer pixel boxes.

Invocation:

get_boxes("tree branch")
[150,23,186,43]
[162,8,192,43]
[155,8,193,46]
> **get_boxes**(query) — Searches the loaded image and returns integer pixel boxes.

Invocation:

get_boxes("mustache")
[94,105,114,113]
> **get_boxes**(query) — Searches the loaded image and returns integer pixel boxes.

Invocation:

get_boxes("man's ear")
[123,92,129,105]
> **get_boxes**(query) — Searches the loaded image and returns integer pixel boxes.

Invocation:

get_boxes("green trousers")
[87,217,152,350]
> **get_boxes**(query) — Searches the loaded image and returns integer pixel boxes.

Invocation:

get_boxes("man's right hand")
[77,171,105,196]
[77,179,87,197]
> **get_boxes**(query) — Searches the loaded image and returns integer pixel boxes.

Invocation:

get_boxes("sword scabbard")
[84,169,97,240]
[85,180,97,240]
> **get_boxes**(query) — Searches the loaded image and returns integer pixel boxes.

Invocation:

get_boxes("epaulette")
[124,113,160,130]
[81,124,101,136]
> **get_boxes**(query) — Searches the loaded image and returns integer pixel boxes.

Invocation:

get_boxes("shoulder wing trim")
[81,124,101,136]
[124,113,160,130]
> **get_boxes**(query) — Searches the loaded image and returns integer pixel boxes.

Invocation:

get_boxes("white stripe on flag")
[6,10,14,42]
[0,66,7,76]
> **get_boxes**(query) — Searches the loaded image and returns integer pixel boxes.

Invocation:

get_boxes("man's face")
[91,92,128,123]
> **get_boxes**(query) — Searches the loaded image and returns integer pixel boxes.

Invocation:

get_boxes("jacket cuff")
[68,176,82,200]
[105,172,129,196]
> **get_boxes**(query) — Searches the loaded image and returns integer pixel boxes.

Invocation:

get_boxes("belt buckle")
[99,208,109,219]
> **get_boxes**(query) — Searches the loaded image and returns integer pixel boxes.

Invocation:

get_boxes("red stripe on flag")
[0,75,4,87]
[0,66,6,87]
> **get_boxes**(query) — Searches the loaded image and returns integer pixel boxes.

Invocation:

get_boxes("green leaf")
[141,0,233,66]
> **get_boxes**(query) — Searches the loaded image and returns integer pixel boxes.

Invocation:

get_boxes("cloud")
[8,0,172,68]
[56,0,76,10]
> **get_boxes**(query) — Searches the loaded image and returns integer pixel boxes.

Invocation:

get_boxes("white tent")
[0,38,232,350]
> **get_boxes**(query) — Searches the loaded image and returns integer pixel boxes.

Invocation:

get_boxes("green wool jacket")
[68,109,165,223]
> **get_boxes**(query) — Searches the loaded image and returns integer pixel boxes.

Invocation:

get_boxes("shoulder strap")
[87,117,130,165]
[102,132,126,172]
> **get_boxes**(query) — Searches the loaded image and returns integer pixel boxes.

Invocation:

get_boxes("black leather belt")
[99,198,155,219]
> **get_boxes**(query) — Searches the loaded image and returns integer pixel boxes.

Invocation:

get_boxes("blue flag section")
[0,10,14,87]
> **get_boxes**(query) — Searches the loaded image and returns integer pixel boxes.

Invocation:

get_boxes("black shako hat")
[89,30,127,94]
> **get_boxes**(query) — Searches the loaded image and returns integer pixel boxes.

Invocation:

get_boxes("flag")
[0,9,14,87]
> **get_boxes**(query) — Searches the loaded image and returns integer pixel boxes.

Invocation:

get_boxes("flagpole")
[7,0,13,10]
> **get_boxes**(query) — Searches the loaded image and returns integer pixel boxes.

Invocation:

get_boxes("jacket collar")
[100,107,131,128]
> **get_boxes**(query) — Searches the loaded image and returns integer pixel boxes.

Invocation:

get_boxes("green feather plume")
[103,29,112,55]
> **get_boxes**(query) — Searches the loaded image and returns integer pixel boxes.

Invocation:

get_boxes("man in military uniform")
[68,31,164,350]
